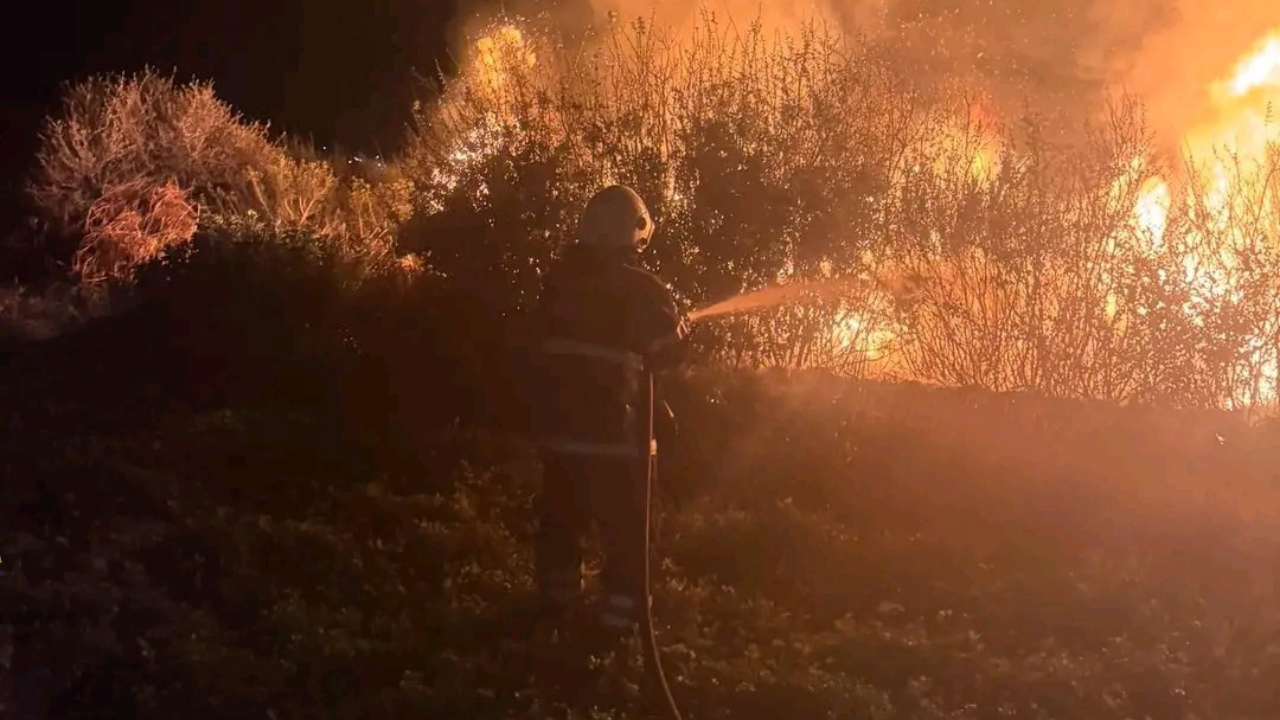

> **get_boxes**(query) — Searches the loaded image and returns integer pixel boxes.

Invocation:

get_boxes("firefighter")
[528,184,688,632]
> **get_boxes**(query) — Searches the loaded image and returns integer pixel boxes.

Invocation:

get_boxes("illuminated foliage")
[403,16,1280,411]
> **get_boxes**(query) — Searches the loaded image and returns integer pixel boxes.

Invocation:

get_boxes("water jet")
[687,277,872,322]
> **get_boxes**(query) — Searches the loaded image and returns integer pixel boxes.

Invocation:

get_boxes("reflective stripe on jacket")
[535,336,646,456]
[528,246,687,457]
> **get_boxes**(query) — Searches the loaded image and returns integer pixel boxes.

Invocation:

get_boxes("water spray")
[643,274,913,719]
[686,276,892,323]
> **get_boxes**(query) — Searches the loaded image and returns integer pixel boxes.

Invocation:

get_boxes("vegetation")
[23,69,412,284]
[5,10,1280,720]
[8,19,1280,408]
[401,18,1280,410]
[6,359,1280,718]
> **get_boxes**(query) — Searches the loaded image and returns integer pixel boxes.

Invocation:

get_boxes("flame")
[471,25,537,95]
[432,19,1280,406]
[1133,176,1171,246]
[1125,29,1280,406]
[833,311,896,363]
[925,102,1000,184]
[963,103,1001,182]
[1229,37,1280,96]
[1181,31,1280,176]
[423,24,540,211]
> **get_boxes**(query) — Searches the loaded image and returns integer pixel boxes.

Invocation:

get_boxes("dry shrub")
[331,172,415,262]
[403,16,1012,367]
[75,178,198,284]
[883,102,1280,409]
[29,69,275,232]
[28,69,410,275]
[403,16,935,313]
[404,14,1280,409]
[232,158,338,234]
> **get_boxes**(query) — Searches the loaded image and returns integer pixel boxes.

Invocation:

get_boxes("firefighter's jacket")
[529,247,687,458]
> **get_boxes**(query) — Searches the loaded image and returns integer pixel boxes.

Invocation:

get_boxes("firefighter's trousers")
[535,449,647,611]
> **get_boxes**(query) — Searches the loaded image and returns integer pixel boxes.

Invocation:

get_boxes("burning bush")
[402,14,1280,412]
[15,13,1280,414]
[402,17,934,349]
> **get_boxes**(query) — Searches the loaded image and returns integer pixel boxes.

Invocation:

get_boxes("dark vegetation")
[5,14,1280,720]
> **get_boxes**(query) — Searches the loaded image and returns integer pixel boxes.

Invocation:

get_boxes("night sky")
[0,0,475,191]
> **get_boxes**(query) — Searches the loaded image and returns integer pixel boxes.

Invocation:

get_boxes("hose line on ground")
[642,371,685,720]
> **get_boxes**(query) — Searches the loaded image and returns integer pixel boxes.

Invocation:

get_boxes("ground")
[4,331,1280,719]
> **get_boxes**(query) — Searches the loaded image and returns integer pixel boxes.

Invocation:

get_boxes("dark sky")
[1,0,472,181]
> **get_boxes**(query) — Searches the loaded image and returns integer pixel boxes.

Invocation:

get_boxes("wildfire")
[421,24,541,210]
[833,311,897,363]
[433,18,1280,407]
[873,30,1280,403]
[1125,29,1280,406]
[471,25,537,96]
[1138,29,1280,229]
[960,103,1001,182]
[921,102,1001,184]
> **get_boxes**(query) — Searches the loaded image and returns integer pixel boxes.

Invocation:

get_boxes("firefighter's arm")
[644,290,689,373]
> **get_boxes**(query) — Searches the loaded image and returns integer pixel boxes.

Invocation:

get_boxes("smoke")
[1121,0,1280,154]
[446,0,1280,152]
[444,0,849,55]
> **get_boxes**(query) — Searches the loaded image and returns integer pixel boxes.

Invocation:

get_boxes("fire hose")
[642,370,686,720]
[514,319,686,718]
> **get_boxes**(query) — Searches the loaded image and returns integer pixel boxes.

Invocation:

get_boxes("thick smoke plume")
[447,0,1280,154]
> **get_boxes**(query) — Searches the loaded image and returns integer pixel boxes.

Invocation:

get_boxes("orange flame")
[441,20,1280,404]
[1128,29,1280,406]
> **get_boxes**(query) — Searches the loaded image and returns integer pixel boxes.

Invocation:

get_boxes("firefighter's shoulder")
[618,264,676,303]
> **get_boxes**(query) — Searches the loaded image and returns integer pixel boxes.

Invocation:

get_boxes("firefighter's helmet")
[577,185,653,251]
